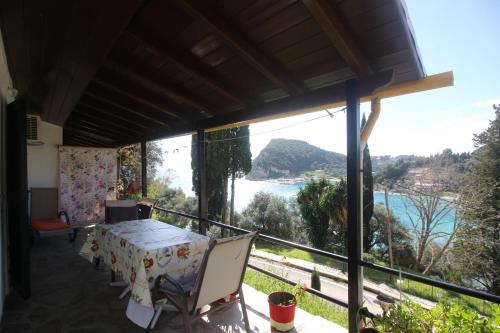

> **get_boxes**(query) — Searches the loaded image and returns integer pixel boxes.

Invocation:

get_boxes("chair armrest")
[58,211,70,225]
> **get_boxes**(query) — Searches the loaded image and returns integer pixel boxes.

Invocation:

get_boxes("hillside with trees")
[247,138,346,180]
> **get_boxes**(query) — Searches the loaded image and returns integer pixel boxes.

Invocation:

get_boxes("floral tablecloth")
[80,219,209,308]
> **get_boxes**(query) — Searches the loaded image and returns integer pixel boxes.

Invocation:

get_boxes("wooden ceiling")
[0,0,424,147]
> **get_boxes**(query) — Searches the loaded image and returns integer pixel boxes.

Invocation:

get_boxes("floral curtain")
[59,146,118,225]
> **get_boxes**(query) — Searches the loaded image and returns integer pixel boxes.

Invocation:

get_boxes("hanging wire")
[161,108,346,154]
[204,108,346,144]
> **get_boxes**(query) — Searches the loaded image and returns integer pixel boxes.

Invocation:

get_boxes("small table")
[80,219,209,327]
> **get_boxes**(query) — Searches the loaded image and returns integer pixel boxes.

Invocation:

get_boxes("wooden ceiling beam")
[66,123,124,141]
[66,118,134,139]
[197,70,393,130]
[116,71,393,146]
[64,135,102,147]
[84,91,167,127]
[104,59,214,116]
[92,76,189,123]
[64,127,116,144]
[39,0,144,125]
[172,0,304,95]
[72,109,144,135]
[77,101,150,129]
[125,30,247,106]
[302,0,372,77]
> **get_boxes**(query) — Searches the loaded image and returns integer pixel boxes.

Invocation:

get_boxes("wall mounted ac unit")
[26,115,44,146]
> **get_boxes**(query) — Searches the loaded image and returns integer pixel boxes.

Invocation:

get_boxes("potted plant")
[358,306,378,333]
[268,283,306,332]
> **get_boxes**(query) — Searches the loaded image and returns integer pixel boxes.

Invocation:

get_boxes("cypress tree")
[361,114,374,252]
[311,268,321,291]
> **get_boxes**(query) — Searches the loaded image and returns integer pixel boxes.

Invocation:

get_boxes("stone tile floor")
[0,230,347,333]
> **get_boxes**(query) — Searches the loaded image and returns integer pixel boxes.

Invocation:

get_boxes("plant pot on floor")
[268,291,296,332]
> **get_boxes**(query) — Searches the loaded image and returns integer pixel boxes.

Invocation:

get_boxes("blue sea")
[170,177,456,238]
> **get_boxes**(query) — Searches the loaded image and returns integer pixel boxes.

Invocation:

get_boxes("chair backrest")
[30,188,59,220]
[105,200,138,224]
[193,231,258,310]
[137,198,157,219]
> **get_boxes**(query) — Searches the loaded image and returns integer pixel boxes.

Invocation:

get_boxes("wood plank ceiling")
[0,0,425,147]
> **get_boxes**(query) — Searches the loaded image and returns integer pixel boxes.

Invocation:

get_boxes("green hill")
[247,139,346,180]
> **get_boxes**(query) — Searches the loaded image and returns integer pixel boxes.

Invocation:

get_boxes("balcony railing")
[153,206,500,310]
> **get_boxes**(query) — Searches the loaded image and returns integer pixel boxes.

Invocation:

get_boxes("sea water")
[170,177,456,238]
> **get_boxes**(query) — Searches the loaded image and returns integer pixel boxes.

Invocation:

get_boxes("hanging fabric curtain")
[59,146,118,225]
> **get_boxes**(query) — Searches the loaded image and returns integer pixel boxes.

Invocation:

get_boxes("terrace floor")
[0,229,347,333]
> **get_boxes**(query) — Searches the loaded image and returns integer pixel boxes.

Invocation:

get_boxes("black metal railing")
[153,206,500,306]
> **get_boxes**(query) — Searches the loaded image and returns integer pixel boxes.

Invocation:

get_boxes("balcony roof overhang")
[0,0,450,147]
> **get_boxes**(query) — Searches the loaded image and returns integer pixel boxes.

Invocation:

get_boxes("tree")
[297,178,347,250]
[191,129,231,220]
[452,105,500,294]
[191,126,251,224]
[155,187,198,230]
[228,126,252,226]
[400,179,461,274]
[369,205,415,268]
[297,179,331,249]
[362,114,374,253]
[239,192,293,240]
[118,141,163,198]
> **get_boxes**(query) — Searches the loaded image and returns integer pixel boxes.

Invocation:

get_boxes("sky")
[158,0,500,181]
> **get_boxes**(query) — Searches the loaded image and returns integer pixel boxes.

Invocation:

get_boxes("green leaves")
[297,178,347,250]
[373,300,499,333]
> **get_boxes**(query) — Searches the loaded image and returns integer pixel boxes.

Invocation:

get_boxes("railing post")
[141,141,147,198]
[346,79,363,333]
[197,129,208,235]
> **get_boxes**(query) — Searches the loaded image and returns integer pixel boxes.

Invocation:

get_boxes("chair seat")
[32,219,70,231]
[159,274,197,296]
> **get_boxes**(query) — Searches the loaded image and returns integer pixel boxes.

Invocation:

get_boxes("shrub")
[311,268,321,291]
[373,300,499,333]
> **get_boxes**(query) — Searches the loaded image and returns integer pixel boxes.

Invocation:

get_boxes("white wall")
[27,119,62,188]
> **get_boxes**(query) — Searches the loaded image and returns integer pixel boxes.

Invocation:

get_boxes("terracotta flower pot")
[268,291,296,332]
[359,328,378,333]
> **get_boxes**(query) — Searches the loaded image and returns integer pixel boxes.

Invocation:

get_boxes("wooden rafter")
[39,0,144,125]
[198,70,392,129]
[64,136,102,147]
[68,123,124,141]
[125,30,247,106]
[67,118,135,139]
[116,71,393,146]
[172,0,304,95]
[91,77,187,122]
[83,91,167,126]
[302,0,372,76]
[104,59,214,116]
[72,110,143,135]
[77,101,150,129]
[64,126,116,143]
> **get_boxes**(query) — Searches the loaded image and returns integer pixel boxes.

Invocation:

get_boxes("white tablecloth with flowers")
[80,219,209,325]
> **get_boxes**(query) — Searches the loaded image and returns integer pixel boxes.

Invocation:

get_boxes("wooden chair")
[137,198,158,219]
[104,199,138,285]
[150,231,259,332]
[30,188,77,243]
[104,200,138,224]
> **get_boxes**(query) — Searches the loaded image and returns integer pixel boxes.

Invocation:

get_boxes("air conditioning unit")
[26,115,44,146]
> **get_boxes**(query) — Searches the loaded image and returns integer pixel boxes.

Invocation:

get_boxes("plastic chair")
[150,231,259,332]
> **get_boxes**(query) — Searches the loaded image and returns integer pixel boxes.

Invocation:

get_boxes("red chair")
[30,188,77,243]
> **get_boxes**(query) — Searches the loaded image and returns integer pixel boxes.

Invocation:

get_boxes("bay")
[170,177,456,236]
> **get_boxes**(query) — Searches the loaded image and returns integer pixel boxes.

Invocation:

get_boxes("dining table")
[80,219,210,327]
